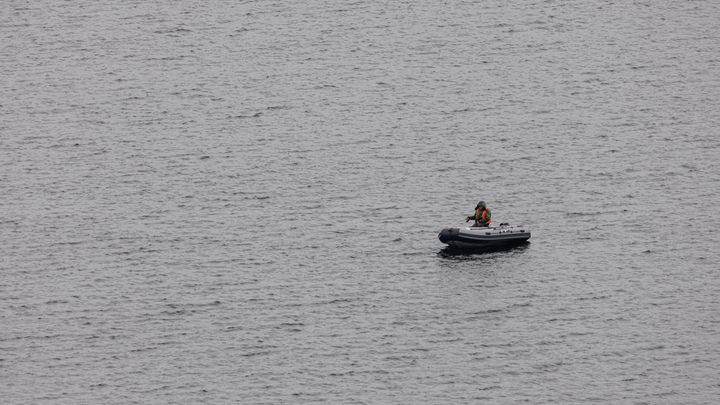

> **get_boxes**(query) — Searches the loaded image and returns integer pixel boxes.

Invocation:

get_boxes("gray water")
[2,1,720,404]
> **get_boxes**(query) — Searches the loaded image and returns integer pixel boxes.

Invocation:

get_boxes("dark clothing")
[467,203,491,227]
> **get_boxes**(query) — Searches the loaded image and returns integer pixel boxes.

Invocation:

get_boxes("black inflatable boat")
[438,223,531,251]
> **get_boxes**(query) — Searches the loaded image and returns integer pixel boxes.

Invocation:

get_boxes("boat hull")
[438,224,531,251]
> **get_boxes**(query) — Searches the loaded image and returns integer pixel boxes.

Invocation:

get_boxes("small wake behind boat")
[438,223,531,251]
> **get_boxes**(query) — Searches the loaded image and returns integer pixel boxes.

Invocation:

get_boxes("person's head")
[477,201,486,209]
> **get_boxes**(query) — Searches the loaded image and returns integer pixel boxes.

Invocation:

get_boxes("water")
[2,1,720,403]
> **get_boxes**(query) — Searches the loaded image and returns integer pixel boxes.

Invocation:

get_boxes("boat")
[438,222,531,251]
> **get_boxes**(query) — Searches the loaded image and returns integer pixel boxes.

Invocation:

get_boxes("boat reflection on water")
[437,240,530,258]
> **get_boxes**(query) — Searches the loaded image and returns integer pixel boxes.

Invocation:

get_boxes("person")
[466,201,491,227]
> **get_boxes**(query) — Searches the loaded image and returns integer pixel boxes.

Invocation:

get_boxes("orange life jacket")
[475,207,490,225]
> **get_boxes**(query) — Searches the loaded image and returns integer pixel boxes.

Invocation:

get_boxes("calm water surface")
[2,1,720,404]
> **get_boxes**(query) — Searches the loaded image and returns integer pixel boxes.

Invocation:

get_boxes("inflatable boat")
[438,223,531,251]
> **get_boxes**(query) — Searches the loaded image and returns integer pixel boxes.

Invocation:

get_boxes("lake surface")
[2,1,720,403]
